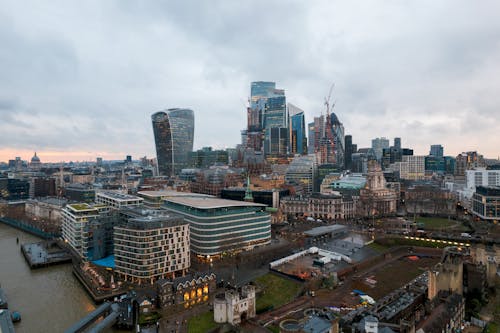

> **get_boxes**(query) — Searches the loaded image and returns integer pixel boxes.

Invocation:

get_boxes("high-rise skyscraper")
[371,137,390,161]
[394,137,401,150]
[430,144,444,157]
[288,104,307,155]
[246,81,288,157]
[330,113,345,168]
[307,122,315,154]
[152,108,194,177]
[344,135,353,170]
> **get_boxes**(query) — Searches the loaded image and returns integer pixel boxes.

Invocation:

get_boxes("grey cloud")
[0,0,499,159]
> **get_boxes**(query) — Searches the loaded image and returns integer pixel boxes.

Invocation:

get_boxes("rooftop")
[66,203,98,212]
[304,225,349,237]
[137,190,213,199]
[96,191,143,202]
[164,196,267,209]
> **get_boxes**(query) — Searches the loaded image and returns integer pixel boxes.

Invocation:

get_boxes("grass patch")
[254,273,302,313]
[485,322,498,333]
[267,325,280,333]
[415,217,456,230]
[367,242,390,253]
[377,237,449,249]
[187,311,218,333]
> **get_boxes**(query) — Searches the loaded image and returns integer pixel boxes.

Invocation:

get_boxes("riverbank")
[0,223,95,333]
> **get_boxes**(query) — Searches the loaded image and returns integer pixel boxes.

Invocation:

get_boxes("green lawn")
[367,241,390,253]
[485,322,498,333]
[254,273,302,313]
[187,311,218,333]
[415,217,456,230]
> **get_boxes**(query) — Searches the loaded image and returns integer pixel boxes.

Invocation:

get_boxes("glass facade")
[152,108,194,176]
[163,200,271,256]
[290,110,306,155]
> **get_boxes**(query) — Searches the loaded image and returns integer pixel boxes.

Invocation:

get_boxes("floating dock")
[21,240,72,268]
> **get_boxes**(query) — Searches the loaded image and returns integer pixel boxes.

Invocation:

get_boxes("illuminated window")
[197,288,203,297]
[183,292,190,301]
[203,285,209,294]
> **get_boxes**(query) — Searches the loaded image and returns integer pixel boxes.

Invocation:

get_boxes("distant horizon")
[1,145,499,165]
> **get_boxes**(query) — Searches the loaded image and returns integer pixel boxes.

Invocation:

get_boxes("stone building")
[359,161,398,217]
[156,272,216,309]
[280,193,357,220]
[428,252,463,300]
[214,285,256,325]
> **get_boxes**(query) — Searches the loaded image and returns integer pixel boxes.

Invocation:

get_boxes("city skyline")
[1,1,500,162]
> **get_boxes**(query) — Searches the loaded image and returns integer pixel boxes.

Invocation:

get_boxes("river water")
[0,223,96,333]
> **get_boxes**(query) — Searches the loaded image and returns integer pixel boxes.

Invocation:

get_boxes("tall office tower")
[330,112,345,168]
[312,115,325,152]
[430,144,444,157]
[152,108,194,177]
[344,135,353,170]
[317,113,336,165]
[394,137,401,150]
[288,104,307,155]
[247,81,287,155]
[307,122,315,154]
[263,91,287,157]
[371,137,390,161]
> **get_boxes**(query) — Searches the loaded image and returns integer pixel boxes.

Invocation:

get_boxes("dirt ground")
[313,255,440,309]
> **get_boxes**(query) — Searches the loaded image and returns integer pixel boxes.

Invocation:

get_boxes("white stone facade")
[214,285,256,325]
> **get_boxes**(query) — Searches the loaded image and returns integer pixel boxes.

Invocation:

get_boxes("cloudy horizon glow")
[1,1,500,163]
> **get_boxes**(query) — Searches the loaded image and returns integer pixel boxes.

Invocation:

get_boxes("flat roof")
[66,203,98,212]
[164,196,267,209]
[96,191,143,202]
[304,224,348,237]
[137,190,213,199]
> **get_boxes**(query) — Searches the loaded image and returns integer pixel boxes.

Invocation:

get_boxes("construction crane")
[324,83,336,115]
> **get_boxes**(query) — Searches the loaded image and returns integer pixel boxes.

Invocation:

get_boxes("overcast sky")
[1,1,499,162]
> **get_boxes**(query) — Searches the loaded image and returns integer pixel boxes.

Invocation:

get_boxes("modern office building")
[288,104,307,155]
[466,169,500,190]
[188,147,228,168]
[307,122,315,154]
[394,137,401,150]
[430,144,444,157]
[163,196,271,257]
[114,209,190,284]
[95,191,144,209]
[472,186,500,221]
[64,184,95,202]
[455,151,486,177]
[371,137,390,161]
[152,108,195,176]
[398,155,426,180]
[61,203,104,259]
[344,135,354,171]
[285,155,317,195]
[330,113,345,168]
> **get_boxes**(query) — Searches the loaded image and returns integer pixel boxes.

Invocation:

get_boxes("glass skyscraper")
[152,108,194,176]
[288,103,306,155]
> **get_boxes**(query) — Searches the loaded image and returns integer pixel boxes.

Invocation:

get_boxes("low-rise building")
[95,191,143,209]
[280,193,357,220]
[214,285,256,325]
[472,186,500,222]
[156,272,216,309]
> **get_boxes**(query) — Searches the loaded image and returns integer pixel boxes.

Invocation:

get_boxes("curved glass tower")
[152,108,194,176]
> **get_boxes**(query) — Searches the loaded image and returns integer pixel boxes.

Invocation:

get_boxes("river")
[0,223,96,333]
